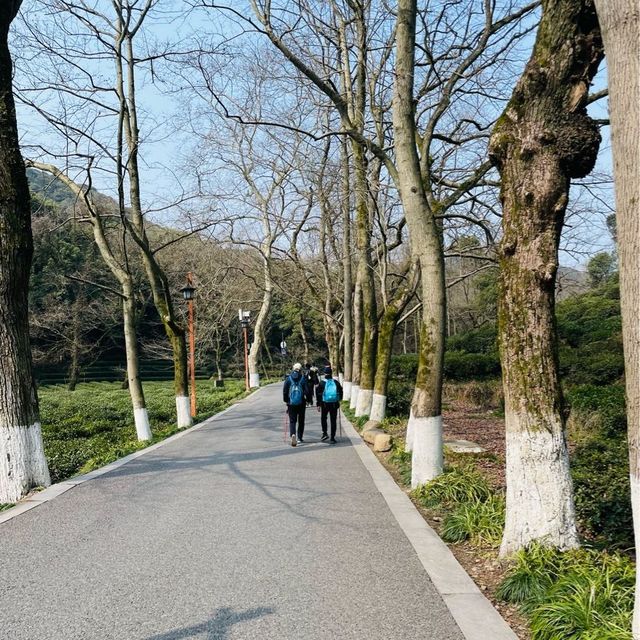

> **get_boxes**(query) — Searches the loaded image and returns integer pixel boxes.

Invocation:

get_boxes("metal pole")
[188,273,196,417]
[243,324,250,391]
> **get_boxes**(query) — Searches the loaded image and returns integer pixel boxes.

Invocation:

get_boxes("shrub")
[39,380,246,483]
[412,465,493,508]
[440,494,505,546]
[566,385,632,549]
[498,544,634,640]
[389,443,412,486]
[386,379,413,418]
[388,354,419,380]
[443,350,501,381]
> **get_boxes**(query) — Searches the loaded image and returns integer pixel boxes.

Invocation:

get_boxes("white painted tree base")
[355,388,373,417]
[499,423,579,556]
[632,475,640,639]
[349,385,360,410]
[405,409,415,452]
[411,415,443,488]
[343,381,352,401]
[134,408,152,441]
[369,394,387,422]
[249,372,260,388]
[176,396,192,429]
[0,423,51,503]
[338,372,344,384]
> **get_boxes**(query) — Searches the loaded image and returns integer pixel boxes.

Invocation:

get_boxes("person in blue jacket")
[316,366,343,443]
[283,362,312,446]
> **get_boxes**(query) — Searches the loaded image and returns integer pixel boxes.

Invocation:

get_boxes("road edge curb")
[341,411,519,640]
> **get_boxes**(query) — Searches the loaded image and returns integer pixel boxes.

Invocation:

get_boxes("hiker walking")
[316,366,343,444]
[306,364,320,393]
[283,362,312,447]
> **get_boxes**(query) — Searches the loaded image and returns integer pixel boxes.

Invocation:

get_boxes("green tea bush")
[444,350,501,381]
[386,379,413,417]
[566,385,632,549]
[39,380,246,483]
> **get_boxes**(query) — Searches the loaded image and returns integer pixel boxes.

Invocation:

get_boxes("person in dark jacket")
[316,366,343,443]
[283,362,313,446]
[306,364,320,393]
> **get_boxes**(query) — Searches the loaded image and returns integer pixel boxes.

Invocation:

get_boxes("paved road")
[0,384,463,640]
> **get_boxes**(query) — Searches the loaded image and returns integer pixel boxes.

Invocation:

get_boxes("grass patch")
[441,494,505,546]
[0,503,14,512]
[39,380,247,483]
[389,442,412,486]
[412,465,493,508]
[340,402,368,430]
[498,543,634,640]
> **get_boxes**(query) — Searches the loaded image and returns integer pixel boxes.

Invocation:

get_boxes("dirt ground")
[375,400,532,640]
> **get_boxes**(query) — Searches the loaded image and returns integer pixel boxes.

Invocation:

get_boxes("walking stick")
[283,406,289,443]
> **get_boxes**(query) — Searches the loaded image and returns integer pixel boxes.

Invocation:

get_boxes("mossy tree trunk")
[341,139,353,398]
[0,0,51,502]
[353,141,378,418]
[370,259,420,422]
[393,0,446,486]
[593,0,639,633]
[350,276,363,410]
[488,0,603,555]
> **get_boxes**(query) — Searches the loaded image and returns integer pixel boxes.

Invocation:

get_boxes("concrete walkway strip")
[341,413,518,640]
[0,390,256,526]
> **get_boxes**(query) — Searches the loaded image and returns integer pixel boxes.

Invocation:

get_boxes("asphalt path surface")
[0,384,464,640]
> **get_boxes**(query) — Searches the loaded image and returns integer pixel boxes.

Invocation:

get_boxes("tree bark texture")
[341,139,353,399]
[116,25,190,427]
[122,282,151,441]
[488,0,603,555]
[392,0,446,486]
[0,1,51,502]
[353,141,378,418]
[593,1,639,634]
[248,239,273,388]
[350,276,363,410]
[370,260,420,422]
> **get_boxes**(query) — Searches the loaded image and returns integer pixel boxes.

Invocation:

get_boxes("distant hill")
[27,167,77,208]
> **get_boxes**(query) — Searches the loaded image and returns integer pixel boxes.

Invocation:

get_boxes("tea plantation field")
[38,380,247,483]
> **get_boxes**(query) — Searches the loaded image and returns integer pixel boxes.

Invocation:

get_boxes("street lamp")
[239,309,251,391]
[181,273,197,417]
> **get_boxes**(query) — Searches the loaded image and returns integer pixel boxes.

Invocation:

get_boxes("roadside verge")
[341,411,519,640]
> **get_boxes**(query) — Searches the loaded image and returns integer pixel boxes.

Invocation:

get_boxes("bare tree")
[0,0,51,502]
[592,0,639,633]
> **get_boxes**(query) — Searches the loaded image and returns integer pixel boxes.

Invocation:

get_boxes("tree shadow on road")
[142,605,274,640]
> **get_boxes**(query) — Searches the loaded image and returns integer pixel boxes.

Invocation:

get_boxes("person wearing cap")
[283,362,313,446]
[316,366,343,443]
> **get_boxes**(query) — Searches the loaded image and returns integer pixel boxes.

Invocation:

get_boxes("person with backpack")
[306,364,320,393]
[283,362,312,447]
[316,366,343,444]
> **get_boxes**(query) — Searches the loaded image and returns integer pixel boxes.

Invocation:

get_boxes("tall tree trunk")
[350,276,363,410]
[248,241,273,388]
[593,1,639,633]
[116,29,191,428]
[122,282,151,441]
[299,313,309,365]
[393,0,446,486]
[353,142,378,418]
[67,299,81,392]
[0,0,51,502]
[488,0,603,555]
[341,139,353,398]
[370,260,420,422]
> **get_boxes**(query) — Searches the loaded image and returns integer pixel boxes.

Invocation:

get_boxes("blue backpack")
[288,375,304,406]
[322,379,338,403]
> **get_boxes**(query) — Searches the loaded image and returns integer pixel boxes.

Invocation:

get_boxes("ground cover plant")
[39,380,247,483]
